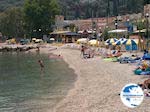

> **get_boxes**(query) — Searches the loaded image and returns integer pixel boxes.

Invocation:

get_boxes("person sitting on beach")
[138,60,148,70]
[138,79,150,96]
[138,79,150,90]
[113,50,122,57]
[89,49,95,58]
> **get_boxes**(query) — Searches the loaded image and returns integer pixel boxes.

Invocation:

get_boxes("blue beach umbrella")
[122,39,138,51]
[105,38,118,45]
[122,39,137,45]
[115,38,127,45]
[119,38,127,43]
[115,40,122,45]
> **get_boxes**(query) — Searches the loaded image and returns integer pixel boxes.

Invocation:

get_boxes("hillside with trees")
[0,0,149,19]
[0,0,149,38]
[0,0,24,12]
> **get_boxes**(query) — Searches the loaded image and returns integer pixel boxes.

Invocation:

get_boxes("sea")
[0,52,76,112]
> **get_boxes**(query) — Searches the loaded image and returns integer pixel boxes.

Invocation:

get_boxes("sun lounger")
[143,54,150,60]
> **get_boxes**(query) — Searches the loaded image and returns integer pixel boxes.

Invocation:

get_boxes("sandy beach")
[39,46,150,112]
[1,44,150,112]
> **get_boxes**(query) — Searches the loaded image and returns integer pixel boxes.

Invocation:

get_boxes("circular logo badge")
[120,83,144,108]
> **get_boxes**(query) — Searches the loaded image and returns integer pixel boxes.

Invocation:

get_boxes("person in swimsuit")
[38,60,44,74]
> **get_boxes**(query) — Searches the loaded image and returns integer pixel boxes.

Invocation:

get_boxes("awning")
[50,31,71,35]
[133,29,146,33]
[63,32,80,36]
[108,29,127,33]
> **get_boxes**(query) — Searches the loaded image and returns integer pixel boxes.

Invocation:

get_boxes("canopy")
[50,31,70,35]
[78,30,96,34]
[133,29,146,33]
[63,32,80,36]
[108,29,127,33]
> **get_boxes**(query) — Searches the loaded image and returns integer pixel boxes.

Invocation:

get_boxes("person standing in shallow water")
[36,46,40,54]
[38,60,44,75]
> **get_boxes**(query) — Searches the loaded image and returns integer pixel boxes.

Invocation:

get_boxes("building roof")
[63,32,80,36]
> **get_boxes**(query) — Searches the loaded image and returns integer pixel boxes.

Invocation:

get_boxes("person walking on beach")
[38,60,44,75]
[81,45,85,57]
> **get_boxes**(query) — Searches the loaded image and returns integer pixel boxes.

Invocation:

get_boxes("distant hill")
[0,0,24,12]
[0,0,147,19]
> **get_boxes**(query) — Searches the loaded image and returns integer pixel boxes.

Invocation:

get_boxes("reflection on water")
[0,52,76,112]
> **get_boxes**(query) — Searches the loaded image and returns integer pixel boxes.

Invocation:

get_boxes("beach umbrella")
[115,38,127,45]
[122,39,138,51]
[35,39,43,43]
[105,38,118,45]
[50,38,55,41]
[122,39,137,45]
[88,39,99,46]
[77,38,88,44]
[119,38,127,43]
[114,40,122,45]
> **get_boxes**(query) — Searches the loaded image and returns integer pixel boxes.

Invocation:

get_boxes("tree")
[144,0,150,5]
[23,0,60,38]
[0,7,24,38]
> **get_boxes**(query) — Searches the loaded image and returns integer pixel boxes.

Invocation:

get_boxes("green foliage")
[0,0,24,12]
[59,0,145,19]
[0,7,24,38]
[69,24,76,32]
[23,0,60,37]
[134,19,146,30]
[0,0,147,19]
[102,27,112,40]
[144,0,150,5]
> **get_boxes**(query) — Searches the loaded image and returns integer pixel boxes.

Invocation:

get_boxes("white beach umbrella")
[50,38,55,41]
[77,38,88,44]
[32,38,36,41]
[88,39,99,46]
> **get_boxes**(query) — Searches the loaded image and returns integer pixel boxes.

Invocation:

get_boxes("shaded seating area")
[50,31,81,43]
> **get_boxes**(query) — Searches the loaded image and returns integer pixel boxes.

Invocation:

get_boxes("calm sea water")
[0,52,76,112]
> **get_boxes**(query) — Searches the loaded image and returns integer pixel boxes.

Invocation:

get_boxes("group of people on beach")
[37,44,150,97]
[81,44,95,59]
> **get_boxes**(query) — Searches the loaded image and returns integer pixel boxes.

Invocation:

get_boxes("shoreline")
[47,47,150,112]
[1,44,150,111]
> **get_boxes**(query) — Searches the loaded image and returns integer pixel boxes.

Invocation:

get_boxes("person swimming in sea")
[49,54,63,59]
[38,60,44,74]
